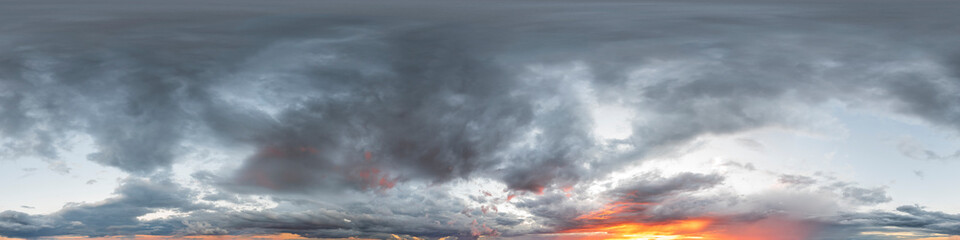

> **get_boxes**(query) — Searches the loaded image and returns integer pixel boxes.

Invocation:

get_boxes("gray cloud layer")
[2,0,960,239]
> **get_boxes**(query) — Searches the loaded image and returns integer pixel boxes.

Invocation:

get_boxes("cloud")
[546,172,725,232]
[205,26,603,195]
[0,176,205,238]
[898,139,960,161]
[1,0,955,192]
[841,186,892,206]
[836,205,960,236]
[1,0,959,190]
[176,220,229,236]
[161,182,538,239]
[0,211,49,238]
[780,174,818,187]
[721,160,757,171]
[737,138,766,152]
[611,172,725,205]
[2,0,960,239]
[554,170,898,239]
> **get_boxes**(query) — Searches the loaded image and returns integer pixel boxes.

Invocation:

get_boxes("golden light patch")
[562,219,717,240]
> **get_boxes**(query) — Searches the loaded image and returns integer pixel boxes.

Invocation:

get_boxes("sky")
[2,0,960,239]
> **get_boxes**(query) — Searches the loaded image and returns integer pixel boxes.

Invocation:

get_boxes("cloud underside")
[2,0,960,239]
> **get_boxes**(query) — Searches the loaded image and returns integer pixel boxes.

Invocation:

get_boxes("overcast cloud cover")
[2,0,960,239]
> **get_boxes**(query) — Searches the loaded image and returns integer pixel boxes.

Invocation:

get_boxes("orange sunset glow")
[560,217,822,240]
[563,201,718,240]
[560,196,703,239]
[562,220,716,240]
[560,196,824,240]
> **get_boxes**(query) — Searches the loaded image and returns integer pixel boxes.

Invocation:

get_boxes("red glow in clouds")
[354,151,397,191]
[354,166,397,191]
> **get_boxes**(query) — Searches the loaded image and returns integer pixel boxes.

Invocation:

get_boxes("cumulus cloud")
[0,176,205,238]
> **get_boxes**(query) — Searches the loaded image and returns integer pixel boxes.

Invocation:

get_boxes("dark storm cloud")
[2,0,960,191]
[2,0,960,239]
[882,73,960,133]
[0,9,223,174]
[196,0,960,197]
[0,0,599,194]
[218,29,575,193]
